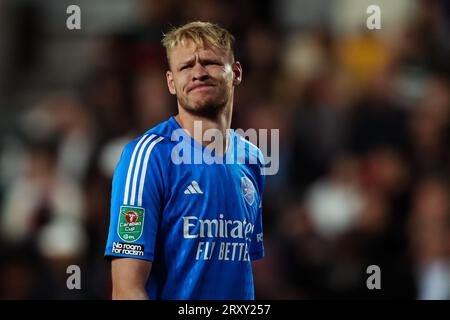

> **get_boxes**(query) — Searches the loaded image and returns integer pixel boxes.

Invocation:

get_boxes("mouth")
[188,84,215,93]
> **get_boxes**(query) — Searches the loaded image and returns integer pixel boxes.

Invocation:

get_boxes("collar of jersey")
[169,116,236,163]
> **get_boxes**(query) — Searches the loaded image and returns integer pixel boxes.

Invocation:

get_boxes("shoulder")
[233,131,266,168]
[121,134,167,166]
[114,122,176,180]
[232,130,266,191]
[122,118,176,159]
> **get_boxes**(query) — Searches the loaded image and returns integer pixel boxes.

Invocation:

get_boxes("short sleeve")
[250,156,265,261]
[104,134,165,261]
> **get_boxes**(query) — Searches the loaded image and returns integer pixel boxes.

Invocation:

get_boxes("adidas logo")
[184,180,204,194]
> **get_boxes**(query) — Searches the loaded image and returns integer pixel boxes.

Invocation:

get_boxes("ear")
[166,70,177,95]
[232,61,242,86]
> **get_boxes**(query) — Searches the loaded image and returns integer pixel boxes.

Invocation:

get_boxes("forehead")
[168,39,227,64]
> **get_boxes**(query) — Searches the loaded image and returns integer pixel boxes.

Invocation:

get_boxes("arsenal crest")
[241,176,256,206]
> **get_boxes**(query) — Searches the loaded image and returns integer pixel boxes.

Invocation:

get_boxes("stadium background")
[0,0,449,299]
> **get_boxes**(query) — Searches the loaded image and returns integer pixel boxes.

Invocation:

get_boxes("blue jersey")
[104,116,265,300]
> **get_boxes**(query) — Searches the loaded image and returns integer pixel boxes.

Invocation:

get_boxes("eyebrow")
[200,57,222,64]
[178,57,195,67]
[179,56,223,67]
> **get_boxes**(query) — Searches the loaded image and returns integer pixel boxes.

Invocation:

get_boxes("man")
[104,21,265,300]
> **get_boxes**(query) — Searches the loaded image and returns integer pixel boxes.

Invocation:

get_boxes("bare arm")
[111,258,152,300]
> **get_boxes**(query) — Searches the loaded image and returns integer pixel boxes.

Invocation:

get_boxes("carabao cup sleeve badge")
[117,206,145,242]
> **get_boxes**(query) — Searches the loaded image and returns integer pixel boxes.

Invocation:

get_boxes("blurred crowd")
[0,0,449,299]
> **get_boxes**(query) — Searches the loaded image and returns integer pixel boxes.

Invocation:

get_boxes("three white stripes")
[184,180,203,194]
[123,134,164,206]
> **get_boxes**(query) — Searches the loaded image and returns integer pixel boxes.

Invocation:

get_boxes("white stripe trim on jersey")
[123,134,150,205]
[137,136,164,206]
[130,134,157,206]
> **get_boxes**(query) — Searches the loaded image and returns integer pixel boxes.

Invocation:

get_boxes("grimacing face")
[166,39,242,117]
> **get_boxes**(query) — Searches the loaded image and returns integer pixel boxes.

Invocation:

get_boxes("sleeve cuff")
[250,250,265,261]
[104,249,154,262]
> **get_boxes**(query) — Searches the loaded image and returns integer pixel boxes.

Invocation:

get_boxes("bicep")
[111,258,152,299]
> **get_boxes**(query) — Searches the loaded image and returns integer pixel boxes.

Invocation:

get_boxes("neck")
[175,101,233,154]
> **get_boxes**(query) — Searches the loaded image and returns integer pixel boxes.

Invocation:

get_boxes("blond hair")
[161,21,235,65]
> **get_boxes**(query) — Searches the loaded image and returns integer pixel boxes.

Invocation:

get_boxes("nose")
[192,63,209,81]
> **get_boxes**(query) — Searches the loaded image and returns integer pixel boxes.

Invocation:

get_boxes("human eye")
[206,60,221,66]
[179,63,193,71]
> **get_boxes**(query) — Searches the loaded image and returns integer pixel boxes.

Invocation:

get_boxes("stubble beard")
[178,90,230,119]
